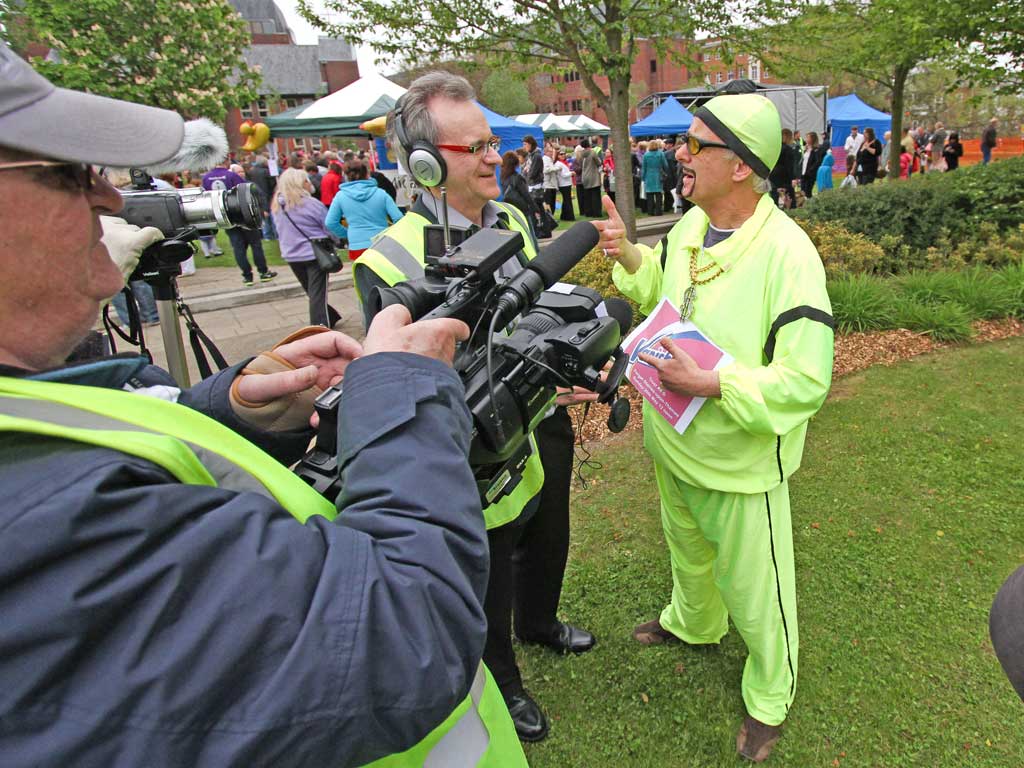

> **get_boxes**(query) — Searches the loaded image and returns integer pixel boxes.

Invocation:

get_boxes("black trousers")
[647,191,664,216]
[484,407,575,696]
[288,261,340,327]
[226,227,268,279]
[582,186,602,217]
[558,186,575,221]
[543,188,557,214]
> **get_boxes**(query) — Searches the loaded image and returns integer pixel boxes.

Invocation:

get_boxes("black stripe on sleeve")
[763,306,835,364]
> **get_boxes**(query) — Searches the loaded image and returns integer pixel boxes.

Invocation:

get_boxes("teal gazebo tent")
[263,73,407,137]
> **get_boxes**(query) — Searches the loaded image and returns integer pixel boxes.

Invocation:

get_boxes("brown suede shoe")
[632,618,680,645]
[736,716,782,763]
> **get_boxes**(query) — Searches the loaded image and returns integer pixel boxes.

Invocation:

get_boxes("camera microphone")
[124,118,230,176]
[492,221,600,329]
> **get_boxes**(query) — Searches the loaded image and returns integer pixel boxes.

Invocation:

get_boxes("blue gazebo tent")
[828,93,892,173]
[629,96,694,137]
[477,103,536,154]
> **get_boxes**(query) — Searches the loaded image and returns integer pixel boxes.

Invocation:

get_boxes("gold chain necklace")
[680,247,725,320]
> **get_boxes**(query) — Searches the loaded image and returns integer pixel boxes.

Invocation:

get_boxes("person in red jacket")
[320,160,344,208]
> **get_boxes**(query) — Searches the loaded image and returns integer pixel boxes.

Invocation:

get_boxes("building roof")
[244,45,323,95]
[243,40,355,96]
[317,37,355,62]
[228,0,291,35]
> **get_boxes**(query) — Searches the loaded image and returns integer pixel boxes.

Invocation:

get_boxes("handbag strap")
[279,200,323,246]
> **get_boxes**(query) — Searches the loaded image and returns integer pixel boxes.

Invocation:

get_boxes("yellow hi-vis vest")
[0,375,528,768]
[354,202,545,530]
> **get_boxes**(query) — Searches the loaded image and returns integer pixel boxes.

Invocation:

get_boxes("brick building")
[227,0,360,156]
[529,36,777,124]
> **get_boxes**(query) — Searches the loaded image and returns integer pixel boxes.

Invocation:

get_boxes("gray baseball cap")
[0,41,184,167]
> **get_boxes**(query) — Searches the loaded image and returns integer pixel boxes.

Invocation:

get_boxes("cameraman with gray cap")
[0,42,526,767]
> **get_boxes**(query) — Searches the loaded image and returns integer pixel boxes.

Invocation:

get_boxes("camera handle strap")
[176,294,229,379]
[101,288,154,364]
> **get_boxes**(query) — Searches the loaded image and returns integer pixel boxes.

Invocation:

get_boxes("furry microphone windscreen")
[138,118,229,175]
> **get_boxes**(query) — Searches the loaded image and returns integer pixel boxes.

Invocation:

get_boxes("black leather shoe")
[505,692,549,742]
[520,621,596,655]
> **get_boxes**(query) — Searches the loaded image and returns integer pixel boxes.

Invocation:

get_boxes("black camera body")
[117,170,261,290]
[295,222,629,505]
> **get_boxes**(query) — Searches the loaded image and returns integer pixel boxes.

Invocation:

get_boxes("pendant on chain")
[680,285,696,321]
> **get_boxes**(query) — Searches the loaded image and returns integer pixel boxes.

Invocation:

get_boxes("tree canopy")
[726,0,1024,176]
[480,70,535,117]
[299,0,726,237]
[1,0,260,121]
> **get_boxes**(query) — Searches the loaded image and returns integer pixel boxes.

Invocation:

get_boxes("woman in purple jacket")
[271,168,342,328]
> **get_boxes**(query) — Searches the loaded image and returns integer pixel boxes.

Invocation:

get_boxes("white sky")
[277,1,383,75]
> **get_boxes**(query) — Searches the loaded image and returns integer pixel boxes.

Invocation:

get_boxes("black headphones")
[391,95,447,188]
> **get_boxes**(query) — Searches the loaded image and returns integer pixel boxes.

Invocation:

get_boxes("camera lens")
[222,183,262,229]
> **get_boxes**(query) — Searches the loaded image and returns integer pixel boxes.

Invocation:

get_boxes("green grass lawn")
[520,337,1024,767]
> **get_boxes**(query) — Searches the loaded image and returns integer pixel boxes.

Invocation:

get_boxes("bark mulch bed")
[574,318,1024,445]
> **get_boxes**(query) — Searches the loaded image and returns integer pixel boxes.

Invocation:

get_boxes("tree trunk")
[889,64,910,179]
[605,74,637,241]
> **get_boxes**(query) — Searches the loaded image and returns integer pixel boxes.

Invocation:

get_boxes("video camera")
[295,220,631,506]
[118,168,262,285]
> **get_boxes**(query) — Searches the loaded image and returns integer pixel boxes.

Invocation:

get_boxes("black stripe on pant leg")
[765,491,796,712]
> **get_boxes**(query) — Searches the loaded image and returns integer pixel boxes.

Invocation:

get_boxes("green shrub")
[995,262,1024,317]
[797,220,884,278]
[943,267,1018,319]
[894,267,1017,319]
[827,274,895,333]
[893,270,961,305]
[890,298,973,341]
[795,157,1024,260]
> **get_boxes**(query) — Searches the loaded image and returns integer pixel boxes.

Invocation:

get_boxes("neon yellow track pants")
[653,462,799,726]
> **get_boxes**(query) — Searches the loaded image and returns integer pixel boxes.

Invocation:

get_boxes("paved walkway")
[108,212,681,385]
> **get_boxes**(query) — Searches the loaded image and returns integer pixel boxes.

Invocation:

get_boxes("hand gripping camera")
[295,221,631,506]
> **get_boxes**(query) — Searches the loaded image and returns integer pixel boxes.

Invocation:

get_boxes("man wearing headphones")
[352,71,595,743]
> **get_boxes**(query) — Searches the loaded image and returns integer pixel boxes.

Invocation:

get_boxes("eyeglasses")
[0,160,96,191]
[436,137,502,155]
[680,133,731,156]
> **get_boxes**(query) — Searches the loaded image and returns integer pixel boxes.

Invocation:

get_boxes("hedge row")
[794,156,1024,256]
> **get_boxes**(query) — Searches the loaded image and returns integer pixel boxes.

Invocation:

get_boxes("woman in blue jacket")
[325,159,403,260]
[641,138,668,215]
[815,151,835,192]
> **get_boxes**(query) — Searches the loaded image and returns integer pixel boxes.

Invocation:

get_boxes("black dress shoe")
[520,621,596,655]
[505,692,549,742]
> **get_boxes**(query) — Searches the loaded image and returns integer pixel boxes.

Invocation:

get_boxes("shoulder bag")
[280,202,342,273]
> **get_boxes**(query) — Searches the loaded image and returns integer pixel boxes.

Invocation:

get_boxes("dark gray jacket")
[0,351,488,767]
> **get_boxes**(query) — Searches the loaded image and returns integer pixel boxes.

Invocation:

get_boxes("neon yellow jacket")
[613,193,834,493]
[354,202,545,528]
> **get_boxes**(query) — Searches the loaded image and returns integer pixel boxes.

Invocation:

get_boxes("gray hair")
[387,71,476,174]
[752,175,771,194]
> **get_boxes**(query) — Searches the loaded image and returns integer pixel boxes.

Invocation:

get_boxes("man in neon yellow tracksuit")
[595,94,835,762]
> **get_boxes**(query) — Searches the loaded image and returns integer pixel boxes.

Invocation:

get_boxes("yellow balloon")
[241,122,271,151]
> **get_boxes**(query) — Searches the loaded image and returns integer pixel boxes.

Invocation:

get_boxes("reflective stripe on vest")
[0,377,335,521]
[371,234,425,278]
[0,377,527,767]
